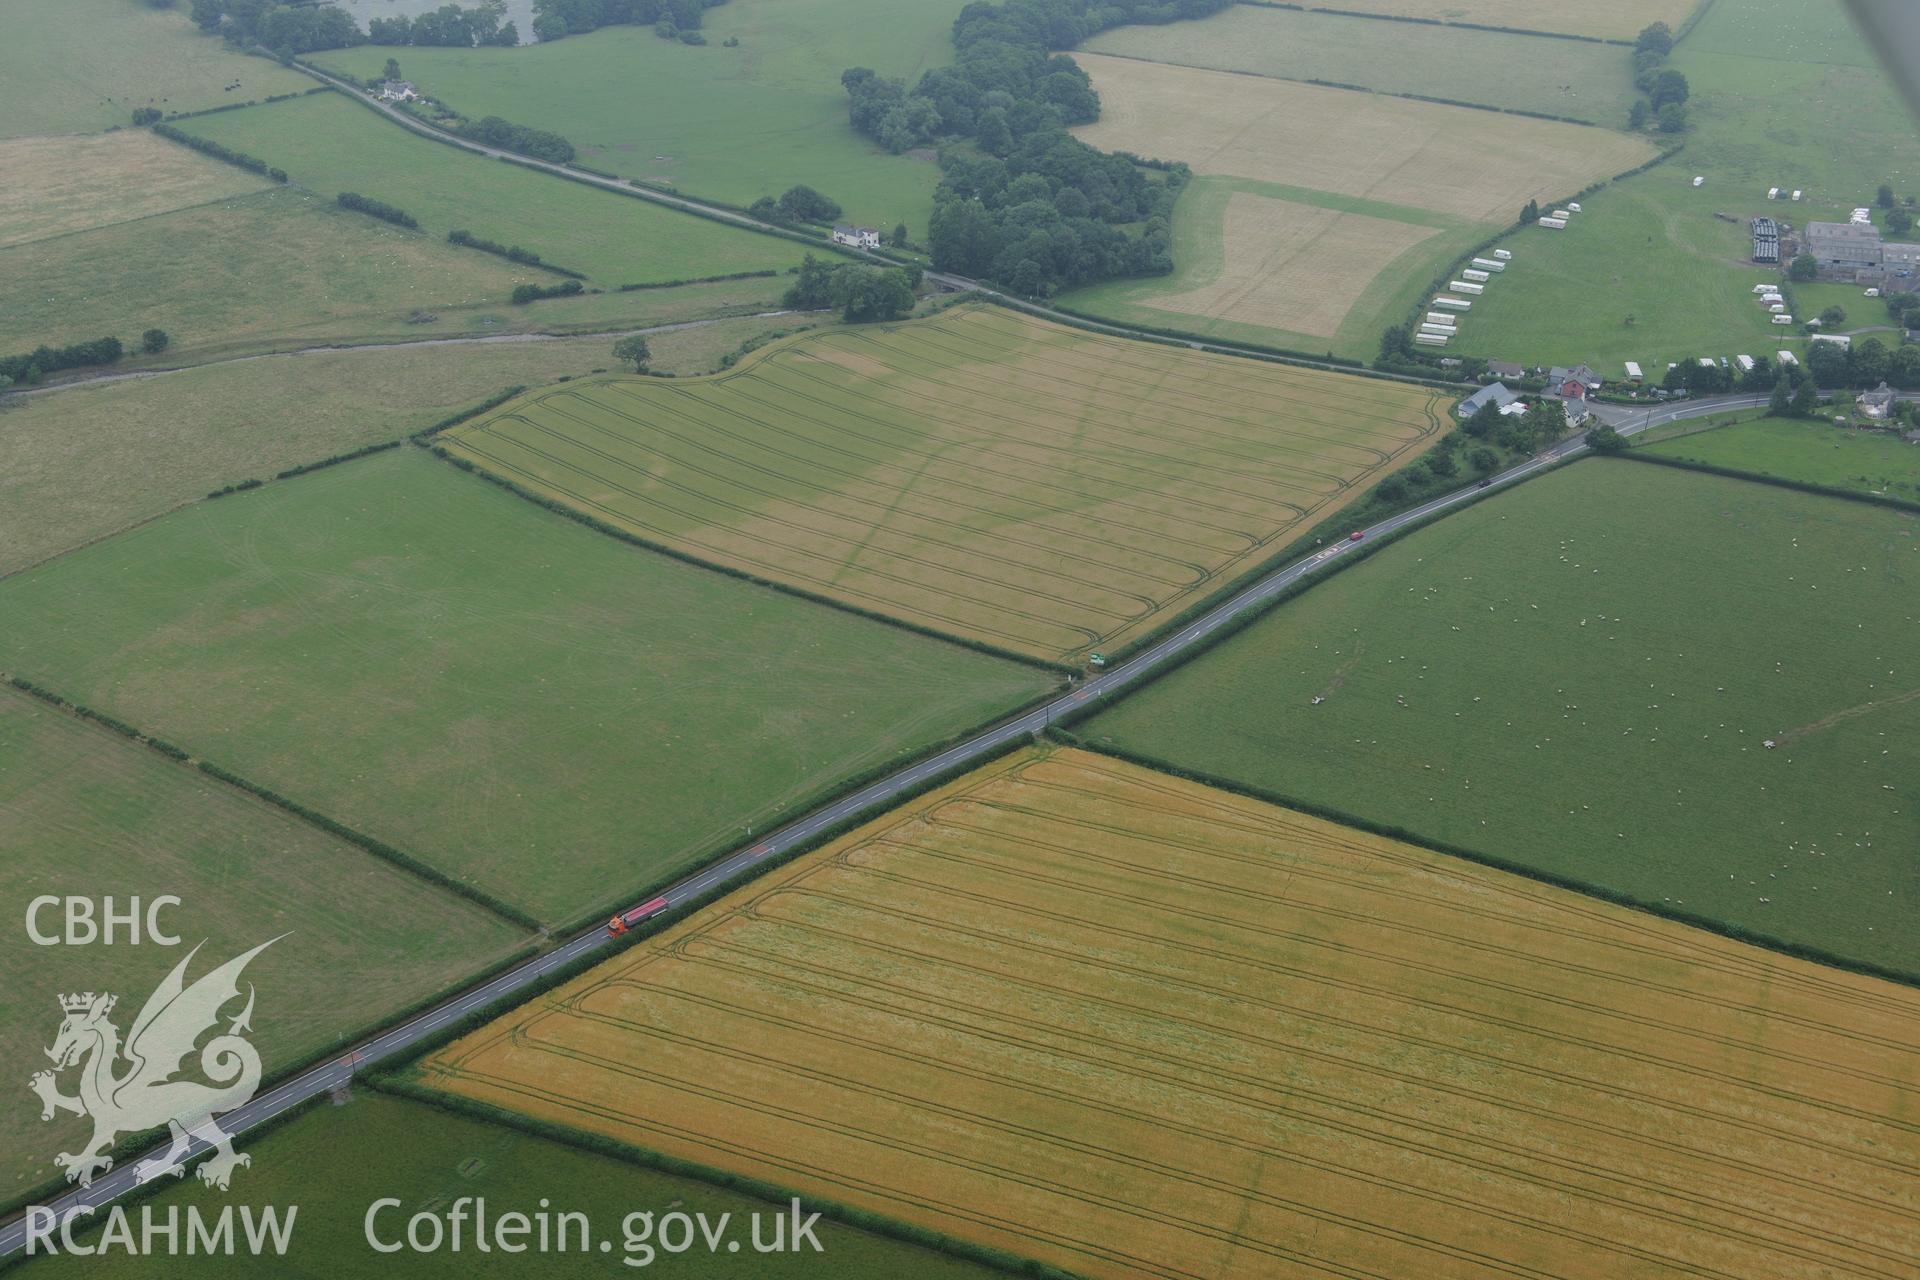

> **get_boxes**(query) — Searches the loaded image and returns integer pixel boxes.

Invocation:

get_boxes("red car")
[1348,531,1365,542]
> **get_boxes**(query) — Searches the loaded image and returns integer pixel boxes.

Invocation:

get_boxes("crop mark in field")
[430,749,1920,1280]
[1776,686,1920,746]
[443,306,1442,661]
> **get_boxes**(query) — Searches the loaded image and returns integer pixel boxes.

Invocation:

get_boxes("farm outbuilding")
[1858,382,1897,418]
[1458,382,1519,416]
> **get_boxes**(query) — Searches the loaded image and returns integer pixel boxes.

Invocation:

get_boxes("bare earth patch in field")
[429,746,1920,1280]
[1073,54,1656,224]
[1147,192,1445,336]
[1303,0,1693,40]
[0,131,270,249]
[441,304,1444,661]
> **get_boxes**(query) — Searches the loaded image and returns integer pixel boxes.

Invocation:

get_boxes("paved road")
[0,385,1762,1254]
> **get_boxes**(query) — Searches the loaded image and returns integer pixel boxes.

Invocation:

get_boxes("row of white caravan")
[1425,244,1525,343]
[1750,282,1791,323]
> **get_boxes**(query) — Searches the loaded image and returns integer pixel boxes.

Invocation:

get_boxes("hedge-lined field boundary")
[1057,733,1920,990]
[3,671,539,931]
[193,757,541,930]
[1240,0,1634,45]
[422,440,1074,676]
[1614,448,1920,514]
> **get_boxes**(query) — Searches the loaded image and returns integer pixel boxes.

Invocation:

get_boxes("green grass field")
[1,333,665,578]
[0,0,309,139]
[1084,461,1920,976]
[20,1093,1013,1278]
[1642,414,1920,499]
[2,178,794,360]
[1081,7,1635,124]
[0,688,526,1194]
[1444,181,1788,374]
[313,0,966,232]
[0,449,1054,925]
[176,92,804,286]
[1457,0,1920,370]
[0,186,533,358]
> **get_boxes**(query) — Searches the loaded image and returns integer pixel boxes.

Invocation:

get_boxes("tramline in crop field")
[442,304,1444,662]
[426,746,1920,1280]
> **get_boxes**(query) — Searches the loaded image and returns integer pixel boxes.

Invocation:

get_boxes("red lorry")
[606,895,670,937]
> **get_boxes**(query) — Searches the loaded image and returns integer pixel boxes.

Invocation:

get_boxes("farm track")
[431,749,1920,1280]
[443,306,1443,660]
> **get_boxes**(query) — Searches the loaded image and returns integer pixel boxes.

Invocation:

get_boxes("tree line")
[1625,22,1689,133]
[367,4,520,47]
[1,337,124,386]
[337,191,419,228]
[840,0,1234,297]
[451,115,576,164]
[152,122,288,182]
[783,254,917,322]
[528,0,725,43]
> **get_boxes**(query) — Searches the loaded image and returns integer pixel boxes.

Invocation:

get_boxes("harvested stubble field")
[0,687,526,1192]
[442,305,1444,661]
[0,449,1053,925]
[1087,461,1920,975]
[1072,55,1656,225]
[428,746,1920,1280]
[1139,190,1446,337]
[1065,54,1655,356]
[1275,0,1696,41]
[1082,7,1635,123]
[175,92,804,287]
[0,131,270,251]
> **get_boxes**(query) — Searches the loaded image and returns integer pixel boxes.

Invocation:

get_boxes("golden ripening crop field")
[427,747,1920,1280]
[441,304,1443,662]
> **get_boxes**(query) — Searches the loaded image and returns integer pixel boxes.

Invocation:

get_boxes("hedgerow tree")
[141,329,170,354]
[612,335,651,372]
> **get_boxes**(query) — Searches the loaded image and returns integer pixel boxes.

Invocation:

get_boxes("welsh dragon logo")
[29,940,277,1192]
